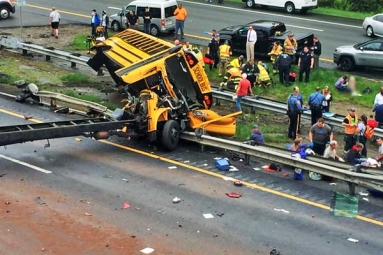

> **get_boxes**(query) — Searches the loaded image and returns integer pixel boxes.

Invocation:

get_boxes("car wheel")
[339,57,355,71]
[111,21,121,32]
[246,0,255,8]
[285,2,295,13]
[0,8,10,19]
[161,120,180,151]
[366,26,374,37]
[150,25,159,36]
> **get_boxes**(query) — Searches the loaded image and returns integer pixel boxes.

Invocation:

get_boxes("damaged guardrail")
[180,132,383,194]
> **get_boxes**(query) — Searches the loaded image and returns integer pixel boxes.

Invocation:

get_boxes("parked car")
[109,0,177,36]
[0,0,15,19]
[333,38,383,71]
[362,13,383,37]
[242,0,318,14]
[218,20,313,58]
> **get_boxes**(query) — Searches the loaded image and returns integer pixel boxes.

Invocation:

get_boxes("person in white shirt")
[101,10,109,38]
[246,25,257,62]
[323,140,344,161]
[373,87,383,108]
[49,7,61,39]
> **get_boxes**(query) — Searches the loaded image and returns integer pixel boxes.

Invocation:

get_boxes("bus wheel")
[162,120,180,151]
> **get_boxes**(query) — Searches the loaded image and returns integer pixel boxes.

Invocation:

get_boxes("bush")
[60,73,90,84]
[348,0,383,13]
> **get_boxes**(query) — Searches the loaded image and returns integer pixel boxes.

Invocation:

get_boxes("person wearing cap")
[309,118,333,156]
[275,47,292,85]
[236,73,254,112]
[206,34,220,70]
[297,46,314,83]
[311,36,322,68]
[220,65,242,91]
[91,9,100,36]
[250,124,265,144]
[49,7,61,39]
[230,55,244,69]
[218,40,232,76]
[246,25,257,61]
[174,3,187,39]
[101,10,109,39]
[342,108,359,152]
[268,41,282,74]
[284,33,297,62]
[324,140,344,161]
[287,86,304,133]
[143,7,152,34]
[287,86,307,140]
[308,87,325,126]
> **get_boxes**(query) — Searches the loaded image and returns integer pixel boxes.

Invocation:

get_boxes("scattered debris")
[0,173,7,177]
[5,201,10,205]
[358,191,369,197]
[213,234,218,238]
[85,212,92,216]
[103,175,114,179]
[362,198,369,202]
[75,137,82,142]
[54,106,70,114]
[329,183,337,186]
[347,238,359,243]
[282,173,289,177]
[274,208,290,214]
[177,183,185,186]
[226,192,242,198]
[216,212,224,217]
[172,197,181,203]
[203,213,214,219]
[234,181,243,186]
[215,158,230,171]
[168,166,177,169]
[222,176,234,181]
[135,207,141,211]
[24,115,33,120]
[123,203,131,209]
[34,197,46,205]
[229,165,239,172]
[253,167,260,171]
[140,247,155,254]
[270,248,282,255]
[157,210,166,214]
[122,178,129,182]
[41,247,45,252]
[203,163,208,166]
[330,192,359,218]
[79,199,91,204]
[183,160,190,163]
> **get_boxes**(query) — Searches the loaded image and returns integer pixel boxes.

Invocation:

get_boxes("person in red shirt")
[236,73,254,111]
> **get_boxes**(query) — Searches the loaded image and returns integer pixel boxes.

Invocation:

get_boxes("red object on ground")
[226,192,242,198]
[282,173,289,177]
[123,203,131,209]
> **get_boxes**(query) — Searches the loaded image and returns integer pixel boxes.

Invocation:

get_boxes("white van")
[242,0,318,13]
[109,0,178,36]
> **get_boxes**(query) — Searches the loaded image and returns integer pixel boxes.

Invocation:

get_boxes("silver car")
[363,13,383,37]
[333,38,383,71]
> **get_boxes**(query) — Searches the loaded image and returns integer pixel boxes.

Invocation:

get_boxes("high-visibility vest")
[195,51,205,67]
[230,58,242,68]
[257,64,270,82]
[344,114,358,134]
[268,45,282,61]
[183,44,192,51]
[219,45,231,58]
[284,38,297,55]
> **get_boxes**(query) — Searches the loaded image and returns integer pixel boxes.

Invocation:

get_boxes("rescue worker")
[307,87,325,126]
[287,86,307,139]
[230,55,244,69]
[275,48,292,86]
[342,108,359,153]
[220,65,242,91]
[218,40,232,76]
[206,34,220,70]
[242,59,259,87]
[256,61,271,87]
[268,41,282,73]
[311,36,322,68]
[298,46,314,83]
[182,41,192,51]
[284,33,297,62]
[193,47,204,68]
[308,118,333,156]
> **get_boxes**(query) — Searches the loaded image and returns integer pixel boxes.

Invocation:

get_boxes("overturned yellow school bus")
[87,29,240,150]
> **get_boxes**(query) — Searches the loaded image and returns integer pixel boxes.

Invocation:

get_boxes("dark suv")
[0,0,15,19]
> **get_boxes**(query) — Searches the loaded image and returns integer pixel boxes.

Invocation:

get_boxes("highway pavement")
[0,0,370,60]
[1,94,383,254]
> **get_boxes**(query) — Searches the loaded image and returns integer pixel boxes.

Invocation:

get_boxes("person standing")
[143,7,152,34]
[322,86,332,113]
[373,87,383,108]
[242,59,259,87]
[287,87,307,139]
[342,108,359,153]
[298,46,314,83]
[311,36,322,68]
[218,40,232,76]
[49,7,61,39]
[91,9,100,36]
[284,33,297,62]
[308,87,325,126]
[101,10,109,39]
[174,3,187,39]
[287,86,304,134]
[126,10,138,29]
[250,124,265,144]
[357,114,368,157]
[236,73,254,112]
[246,25,257,61]
[308,118,333,156]
[268,41,282,74]
[206,34,220,70]
[374,138,383,163]
[275,48,292,86]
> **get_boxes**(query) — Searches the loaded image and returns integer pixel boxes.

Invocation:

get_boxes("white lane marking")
[287,24,323,32]
[0,154,52,174]
[182,0,362,29]
[108,6,121,10]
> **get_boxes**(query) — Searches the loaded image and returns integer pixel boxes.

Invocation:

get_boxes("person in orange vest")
[342,108,360,153]
[218,40,232,76]
[284,33,297,62]
[268,41,282,73]
[219,65,242,91]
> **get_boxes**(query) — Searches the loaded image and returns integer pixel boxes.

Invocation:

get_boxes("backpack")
[364,119,378,139]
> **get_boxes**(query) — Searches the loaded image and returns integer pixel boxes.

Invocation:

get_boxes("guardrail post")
[244,154,250,165]
[22,49,27,55]
[97,68,104,76]
[71,62,76,69]
[348,164,361,195]
[46,55,51,61]
[215,98,221,106]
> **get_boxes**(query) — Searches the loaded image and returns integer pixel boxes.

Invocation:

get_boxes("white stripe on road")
[287,24,323,32]
[108,6,121,10]
[0,154,52,174]
[182,0,362,29]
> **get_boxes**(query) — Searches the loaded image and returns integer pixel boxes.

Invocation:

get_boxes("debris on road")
[75,137,82,142]
[263,164,282,172]
[183,160,190,163]
[362,198,369,202]
[79,199,91,204]
[123,203,131,209]
[203,213,214,219]
[358,191,369,197]
[216,212,224,217]
[229,166,239,172]
[215,158,230,171]
[172,197,181,203]
[0,173,8,177]
[103,175,114,179]
[274,208,290,214]
[330,192,358,218]
[270,248,282,255]
[34,197,46,205]
[122,178,129,182]
[168,166,177,169]
[85,212,92,216]
[253,167,260,171]
[347,238,359,243]
[226,192,242,198]
[140,247,155,254]
[157,210,166,214]
[24,115,33,120]
[233,181,243,186]
[282,173,289,177]
[329,183,337,186]
[135,207,141,211]
[222,176,234,181]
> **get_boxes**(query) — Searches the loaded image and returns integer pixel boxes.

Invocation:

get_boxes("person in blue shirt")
[287,86,304,134]
[250,124,265,144]
[308,86,326,126]
[375,104,383,125]
[287,88,307,139]
[91,9,100,36]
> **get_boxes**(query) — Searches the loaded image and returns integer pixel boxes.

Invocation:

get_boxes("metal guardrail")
[180,132,383,194]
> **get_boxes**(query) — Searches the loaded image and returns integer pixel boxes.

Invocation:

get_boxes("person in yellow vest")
[218,40,232,76]
[256,61,271,87]
[268,41,282,73]
[342,107,360,153]
[284,33,297,62]
[219,65,241,91]
[230,55,244,69]
[192,46,204,67]
[183,41,192,52]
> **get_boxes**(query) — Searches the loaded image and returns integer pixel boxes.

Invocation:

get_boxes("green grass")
[60,73,91,84]
[66,34,89,51]
[62,90,119,110]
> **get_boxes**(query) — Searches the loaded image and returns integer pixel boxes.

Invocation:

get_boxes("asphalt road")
[1,0,369,60]
[1,95,383,254]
